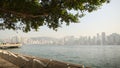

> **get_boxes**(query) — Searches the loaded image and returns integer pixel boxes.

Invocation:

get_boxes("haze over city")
[0,0,120,39]
[0,1,120,68]
[1,32,120,45]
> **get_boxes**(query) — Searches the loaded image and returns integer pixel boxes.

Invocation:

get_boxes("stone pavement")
[0,57,19,68]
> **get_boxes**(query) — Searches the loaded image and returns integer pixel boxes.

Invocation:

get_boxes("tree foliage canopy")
[0,0,109,32]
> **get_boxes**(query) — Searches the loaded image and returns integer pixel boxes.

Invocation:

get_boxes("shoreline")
[0,50,85,68]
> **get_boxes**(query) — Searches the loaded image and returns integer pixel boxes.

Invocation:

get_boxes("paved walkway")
[0,57,19,68]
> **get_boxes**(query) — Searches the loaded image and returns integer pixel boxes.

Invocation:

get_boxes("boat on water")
[0,43,22,49]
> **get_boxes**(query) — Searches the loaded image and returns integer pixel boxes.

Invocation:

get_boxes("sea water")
[7,45,120,68]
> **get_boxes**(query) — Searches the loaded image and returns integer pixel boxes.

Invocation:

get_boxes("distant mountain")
[30,37,58,41]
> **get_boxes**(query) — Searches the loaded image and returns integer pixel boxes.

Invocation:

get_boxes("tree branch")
[0,8,48,18]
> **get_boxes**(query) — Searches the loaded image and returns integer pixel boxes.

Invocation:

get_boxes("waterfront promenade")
[0,50,85,68]
[0,57,19,68]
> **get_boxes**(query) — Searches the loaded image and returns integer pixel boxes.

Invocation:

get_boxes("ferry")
[0,43,22,49]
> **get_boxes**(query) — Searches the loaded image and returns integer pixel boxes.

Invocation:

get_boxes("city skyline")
[0,32,120,39]
[0,0,120,39]
[1,32,120,45]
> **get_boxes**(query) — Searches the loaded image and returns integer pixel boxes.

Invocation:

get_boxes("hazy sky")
[0,0,120,39]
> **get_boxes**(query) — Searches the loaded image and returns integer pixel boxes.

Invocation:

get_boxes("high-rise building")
[101,32,106,45]
[96,33,101,45]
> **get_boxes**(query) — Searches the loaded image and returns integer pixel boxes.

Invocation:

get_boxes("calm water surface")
[7,45,120,68]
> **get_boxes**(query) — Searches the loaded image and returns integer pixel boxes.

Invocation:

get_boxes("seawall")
[0,50,85,68]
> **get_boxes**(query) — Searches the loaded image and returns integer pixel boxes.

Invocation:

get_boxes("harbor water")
[7,45,120,68]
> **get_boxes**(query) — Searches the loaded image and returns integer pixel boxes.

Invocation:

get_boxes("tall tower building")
[101,32,106,45]
[96,33,101,45]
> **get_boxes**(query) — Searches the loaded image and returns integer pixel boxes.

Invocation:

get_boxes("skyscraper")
[101,32,106,45]
[96,33,101,45]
